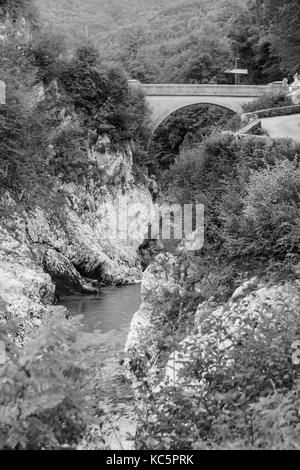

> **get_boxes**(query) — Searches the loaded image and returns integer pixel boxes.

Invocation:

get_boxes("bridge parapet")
[130,81,289,97]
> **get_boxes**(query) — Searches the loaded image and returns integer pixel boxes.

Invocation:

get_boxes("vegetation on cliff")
[0,1,150,207]
[0,0,150,449]
[132,134,300,450]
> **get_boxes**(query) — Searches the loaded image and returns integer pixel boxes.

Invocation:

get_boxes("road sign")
[225,69,248,75]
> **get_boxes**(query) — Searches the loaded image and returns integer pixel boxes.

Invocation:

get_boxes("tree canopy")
[34,0,300,84]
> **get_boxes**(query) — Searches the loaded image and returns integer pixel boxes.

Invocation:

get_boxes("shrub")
[242,93,293,114]
[164,133,300,258]
[58,44,149,145]
[0,313,87,449]
[27,30,67,83]
[136,284,300,450]
[240,159,300,256]
[0,310,109,450]
[0,0,38,23]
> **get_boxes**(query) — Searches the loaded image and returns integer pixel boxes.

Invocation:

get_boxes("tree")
[228,2,281,84]
[263,0,300,74]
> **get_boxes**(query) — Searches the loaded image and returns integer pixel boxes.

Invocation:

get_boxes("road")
[261,114,300,142]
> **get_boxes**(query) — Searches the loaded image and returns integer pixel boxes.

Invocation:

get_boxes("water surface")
[60,284,141,334]
[59,284,141,450]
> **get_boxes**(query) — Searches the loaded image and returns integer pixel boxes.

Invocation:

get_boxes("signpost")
[225,58,248,85]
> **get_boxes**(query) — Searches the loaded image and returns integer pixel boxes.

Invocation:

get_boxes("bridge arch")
[127,81,290,150]
[150,99,238,136]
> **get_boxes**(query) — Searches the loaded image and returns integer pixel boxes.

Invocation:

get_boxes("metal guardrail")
[236,119,262,136]
[237,104,300,137]
[243,104,300,120]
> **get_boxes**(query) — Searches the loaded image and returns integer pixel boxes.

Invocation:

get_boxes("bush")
[0,313,87,449]
[136,284,300,450]
[240,159,300,256]
[0,0,38,22]
[59,44,150,145]
[164,133,300,258]
[27,30,67,83]
[0,310,110,450]
[242,93,293,114]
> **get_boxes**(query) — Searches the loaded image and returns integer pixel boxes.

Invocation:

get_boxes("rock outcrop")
[125,249,300,395]
[0,222,61,343]
[0,139,154,339]
[164,280,300,387]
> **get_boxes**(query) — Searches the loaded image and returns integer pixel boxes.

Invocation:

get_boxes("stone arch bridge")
[128,81,289,134]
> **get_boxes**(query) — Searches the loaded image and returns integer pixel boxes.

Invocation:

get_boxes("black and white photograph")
[0,0,300,454]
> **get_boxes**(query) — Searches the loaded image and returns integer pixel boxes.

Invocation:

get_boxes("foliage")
[149,105,234,171]
[35,0,248,84]
[163,133,300,257]
[56,43,150,146]
[0,30,59,206]
[35,0,299,85]
[262,0,300,75]
[227,0,282,84]
[241,159,300,256]
[132,129,300,449]
[0,0,38,23]
[0,313,89,449]
[136,285,300,449]
[0,21,150,203]
[27,29,67,83]
[254,105,300,120]
[242,93,293,114]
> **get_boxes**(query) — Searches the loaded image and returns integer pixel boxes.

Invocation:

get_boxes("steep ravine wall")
[0,143,154,342]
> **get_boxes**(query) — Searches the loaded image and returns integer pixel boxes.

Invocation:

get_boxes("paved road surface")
[261,114,300,142]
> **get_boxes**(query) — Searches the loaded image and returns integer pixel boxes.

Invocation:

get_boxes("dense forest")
[35,0,300,84]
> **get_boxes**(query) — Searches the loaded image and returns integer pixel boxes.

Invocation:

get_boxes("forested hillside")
[35,0,300,84]
[35,0,247,83]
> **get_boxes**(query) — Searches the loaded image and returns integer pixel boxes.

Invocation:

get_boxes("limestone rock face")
[0,224,59,342]
[0,140,153,338]
[25,182,153,289]
[125,253,181,355]
[43,249,99,295]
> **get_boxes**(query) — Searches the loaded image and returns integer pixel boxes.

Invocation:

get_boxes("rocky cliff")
[0,138,154,341]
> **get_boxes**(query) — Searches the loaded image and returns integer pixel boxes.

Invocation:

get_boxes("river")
[60,284,141,450]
